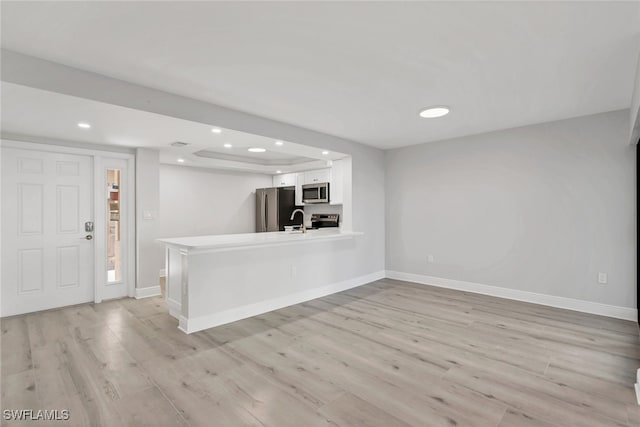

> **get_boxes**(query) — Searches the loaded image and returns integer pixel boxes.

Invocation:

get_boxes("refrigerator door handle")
[263,192,268,231]
[256,189,269,233]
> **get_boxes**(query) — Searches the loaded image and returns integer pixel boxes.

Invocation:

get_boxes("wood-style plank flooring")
[1,278,639,426]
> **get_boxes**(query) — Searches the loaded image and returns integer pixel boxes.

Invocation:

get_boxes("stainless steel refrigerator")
[255,186,299,232]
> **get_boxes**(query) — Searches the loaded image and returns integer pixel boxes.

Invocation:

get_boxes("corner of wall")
[630,51,640,143]
[135,148,163,291]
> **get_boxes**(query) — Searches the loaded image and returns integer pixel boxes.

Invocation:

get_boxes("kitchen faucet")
[290,209,306,233]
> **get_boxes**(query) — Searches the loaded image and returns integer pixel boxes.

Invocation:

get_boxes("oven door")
[302,183,329,203]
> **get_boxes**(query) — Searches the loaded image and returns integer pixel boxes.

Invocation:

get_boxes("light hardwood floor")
[1,278,639,426]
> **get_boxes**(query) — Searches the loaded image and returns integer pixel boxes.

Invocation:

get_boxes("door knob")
[81,235,93,240]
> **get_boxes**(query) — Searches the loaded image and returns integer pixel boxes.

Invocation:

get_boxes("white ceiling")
[0,83,344,174]
[2,2,640,149]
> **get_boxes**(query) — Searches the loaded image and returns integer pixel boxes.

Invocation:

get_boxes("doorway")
[1,142,135,316]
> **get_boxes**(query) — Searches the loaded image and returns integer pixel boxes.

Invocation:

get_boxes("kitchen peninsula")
[157,229,364,333]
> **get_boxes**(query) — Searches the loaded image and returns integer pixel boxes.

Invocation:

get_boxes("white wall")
[386,110,636,309]
[158,165,271,238]
[135,148,163,291]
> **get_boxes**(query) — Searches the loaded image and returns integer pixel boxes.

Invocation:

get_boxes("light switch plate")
[143,210,156,220]
[597,272,607,284]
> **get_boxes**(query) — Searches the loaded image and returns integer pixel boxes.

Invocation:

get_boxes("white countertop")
[157,229,363,253]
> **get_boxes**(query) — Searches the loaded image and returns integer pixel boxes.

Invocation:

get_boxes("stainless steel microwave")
[302,182,329,204]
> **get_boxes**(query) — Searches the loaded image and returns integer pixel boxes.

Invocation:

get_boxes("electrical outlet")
[290,266,297,278]
[598,272,607,284]
[427,254,435,263]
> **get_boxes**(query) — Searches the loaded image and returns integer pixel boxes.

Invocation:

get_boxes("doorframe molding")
[1,139,136,302]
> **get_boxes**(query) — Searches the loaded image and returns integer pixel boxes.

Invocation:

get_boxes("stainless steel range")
[310,214,339,228]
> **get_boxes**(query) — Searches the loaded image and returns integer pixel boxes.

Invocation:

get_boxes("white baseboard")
[179,270,386,334]
[159,269,166,278]
[134,285,162,299]
[636,369,640,406]
[385,271,638,322]
[166,297,181,318]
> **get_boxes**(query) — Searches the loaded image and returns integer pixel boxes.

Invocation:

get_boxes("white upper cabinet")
[272,173,296,187]
[329,159,345,205]
[295,173,304,206]
[303,168,331,184]
[273,164,346,205]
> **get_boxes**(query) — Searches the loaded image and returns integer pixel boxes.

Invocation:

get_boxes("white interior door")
[1,147,94,316]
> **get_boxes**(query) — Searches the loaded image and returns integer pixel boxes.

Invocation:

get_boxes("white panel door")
[2,148,94,316]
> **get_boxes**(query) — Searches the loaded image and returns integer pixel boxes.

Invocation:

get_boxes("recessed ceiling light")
[177,158,185,163]
[248,148,266,153]
[275,140,284,146]
[419,106,450,118]
[276,170,282,174]
[223,143,232,148]
[322,151,329,155]
[77,122,91,129]
[170,141,189,147]
[211,128,222,134]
